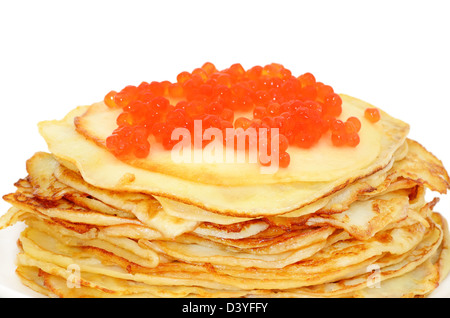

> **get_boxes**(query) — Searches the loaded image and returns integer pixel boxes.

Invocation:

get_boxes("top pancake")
[72,94,408,186]
[38,94,411,216]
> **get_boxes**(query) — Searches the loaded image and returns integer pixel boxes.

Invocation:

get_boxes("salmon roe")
[364,107,381,123]
[105,63,365,167]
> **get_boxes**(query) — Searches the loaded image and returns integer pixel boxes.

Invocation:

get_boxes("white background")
[0,0,449,297]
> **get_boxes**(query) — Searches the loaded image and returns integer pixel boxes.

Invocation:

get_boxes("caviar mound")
[103,63,380,168]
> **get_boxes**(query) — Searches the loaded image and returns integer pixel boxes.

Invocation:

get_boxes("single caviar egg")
[346,132,360,147]
[104,90,118,108]
[201,62,217,75]
[177,71,191,85]
[253,106,266,119]
[298,72,316,87]
[114,86,138,108]
[192,68,208,83]
[234,117,252,130]
[168,83,184,98]
[365,107,381,123]
[331,132,347,147]
[228,63,246,80]
[344,121,358,134]
[279,151,290,168]
[346,116,361,132]
[330,119,345,133]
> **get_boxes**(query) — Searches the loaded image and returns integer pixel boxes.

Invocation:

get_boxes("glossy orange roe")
[105,63,364,167]
[365,107,381,123]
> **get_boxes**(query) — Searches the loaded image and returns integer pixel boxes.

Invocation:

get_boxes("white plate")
[1,222,449,298]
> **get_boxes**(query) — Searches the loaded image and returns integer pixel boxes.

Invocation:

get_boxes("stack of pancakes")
[1,94,449,298]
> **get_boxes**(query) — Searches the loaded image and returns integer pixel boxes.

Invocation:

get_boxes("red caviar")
[104,90,118,108]
[365,108,381,123]
[104,63,364,167]
[346,116,361,132]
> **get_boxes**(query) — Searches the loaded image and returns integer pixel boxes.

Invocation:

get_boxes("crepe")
[72,95,394,185]
[37,95,411,216]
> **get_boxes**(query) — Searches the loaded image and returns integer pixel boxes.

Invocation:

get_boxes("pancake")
[12,211,442,292]
[37,95,411,216]
[73,94,398,186]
